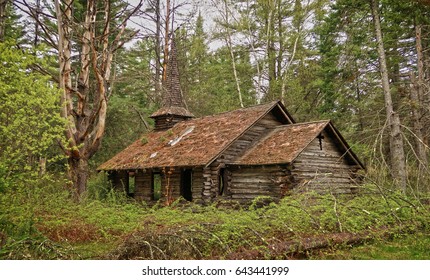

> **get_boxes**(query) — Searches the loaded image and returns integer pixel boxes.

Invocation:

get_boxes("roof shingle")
[98,101,278,170]
[232,121,330,165]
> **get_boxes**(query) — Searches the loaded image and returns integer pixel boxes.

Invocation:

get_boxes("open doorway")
[152,172,162,201]
[180,169,192,201]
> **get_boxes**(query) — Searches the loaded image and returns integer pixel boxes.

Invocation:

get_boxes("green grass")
[309,233,430,260]
[1,181,430,260]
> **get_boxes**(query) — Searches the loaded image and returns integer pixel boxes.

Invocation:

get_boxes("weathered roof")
[233,121,330,166]
[98,101,280,170]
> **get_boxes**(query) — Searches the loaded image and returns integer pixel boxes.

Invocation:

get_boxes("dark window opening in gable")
[218,168,228,195]
[181,169,193,201]
[317,134,325,150]
[152,172,162,201]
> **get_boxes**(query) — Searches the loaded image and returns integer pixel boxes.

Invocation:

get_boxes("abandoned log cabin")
[98,101,364,205]
[97,38,364,205]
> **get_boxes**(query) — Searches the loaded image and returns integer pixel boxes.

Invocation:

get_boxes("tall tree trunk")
[410,71,428,168]
[266,0,276,100]
[223,0,244,107]
[68,157,89,197]
[415,24,429,146]
[244,0,263,100]
[162,0,170,83]
[154,0,161,97]
[33,0,41,47]
[0,0,7,42]
[276,0,283,81]
[371,0,407,191]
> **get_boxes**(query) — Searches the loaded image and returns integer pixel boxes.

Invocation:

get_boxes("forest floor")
[1,181,430,260]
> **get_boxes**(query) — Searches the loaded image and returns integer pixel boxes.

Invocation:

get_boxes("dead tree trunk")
[370,0,407,192]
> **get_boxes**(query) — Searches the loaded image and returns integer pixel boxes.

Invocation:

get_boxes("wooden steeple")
[150,36,194,131]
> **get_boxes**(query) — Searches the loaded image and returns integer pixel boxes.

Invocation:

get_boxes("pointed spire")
[150,33,194,131]
[163,37,183,107]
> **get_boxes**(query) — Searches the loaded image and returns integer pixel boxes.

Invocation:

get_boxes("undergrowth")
[1,179,429,260]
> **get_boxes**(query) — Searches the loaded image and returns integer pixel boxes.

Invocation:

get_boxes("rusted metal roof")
[98,101,279,170]
[232,121,331,165]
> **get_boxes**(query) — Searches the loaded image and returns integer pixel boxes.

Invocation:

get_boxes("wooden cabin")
[98,101,364,205]
[97,37,364,205]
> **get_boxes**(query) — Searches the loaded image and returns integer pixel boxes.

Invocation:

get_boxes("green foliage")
[0,2,25,42]
[1,179,429,260]
[0,41,65,189]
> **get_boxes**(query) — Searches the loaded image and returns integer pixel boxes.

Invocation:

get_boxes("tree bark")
[0,0,8,42]
[154,0,162,96]
[51,0,142,197]
[415,24,429,146]
[266,0,276,100]
[162,0,170,84]
[68,157,89,198]
[409,71,428,168]
[222,0,244,108]
[371,0,407,191]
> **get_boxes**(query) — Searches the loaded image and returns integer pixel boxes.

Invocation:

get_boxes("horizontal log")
[231,194,281,199]
[231,172,288,178]
[293,162,353,169]
[231,177,274,183]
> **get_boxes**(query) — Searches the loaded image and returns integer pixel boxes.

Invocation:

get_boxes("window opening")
[180,169,193,201]
[152,172,162,201]
[218,168,228,195]
[128,171,135,198]
[317,134,324,150]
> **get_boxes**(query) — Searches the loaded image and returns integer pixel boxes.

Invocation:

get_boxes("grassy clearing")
[1,181,429,260]
[309,233,430,260]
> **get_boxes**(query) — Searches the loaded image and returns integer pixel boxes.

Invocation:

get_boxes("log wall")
[226,165,291,204]
[134,170,152,203]
[200,112,285,204]
[222,112,283,162]
[133,167,205,205]
[291,131,361,194]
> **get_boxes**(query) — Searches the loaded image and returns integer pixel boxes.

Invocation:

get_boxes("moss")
[140,137,148,145]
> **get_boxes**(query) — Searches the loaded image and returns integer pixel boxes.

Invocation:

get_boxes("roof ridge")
[203,101,280,167]
[197,101,278,119]
[275,120,330,128]
[232,120,329,165]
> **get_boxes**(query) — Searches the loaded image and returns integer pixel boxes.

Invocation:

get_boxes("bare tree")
[17,0,142,197]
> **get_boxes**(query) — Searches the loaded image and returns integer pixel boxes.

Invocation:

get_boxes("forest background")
[1,0,430,260]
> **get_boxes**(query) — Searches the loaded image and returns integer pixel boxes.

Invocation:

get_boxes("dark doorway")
[152,172,162,201]
[218,168,228,196]
[181,169,193,201]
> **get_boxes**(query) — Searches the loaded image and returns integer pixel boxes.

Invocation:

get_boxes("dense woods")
[1,0,430,260]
